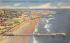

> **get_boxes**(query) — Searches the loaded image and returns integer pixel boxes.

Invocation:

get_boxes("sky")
[0,0,70,8]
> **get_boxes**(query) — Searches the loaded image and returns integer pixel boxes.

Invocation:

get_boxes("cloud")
[0,5,26,9]
[13,3,21,7]
[0,2,70,9]
[29,3,58,9]
[29,2,70,9]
